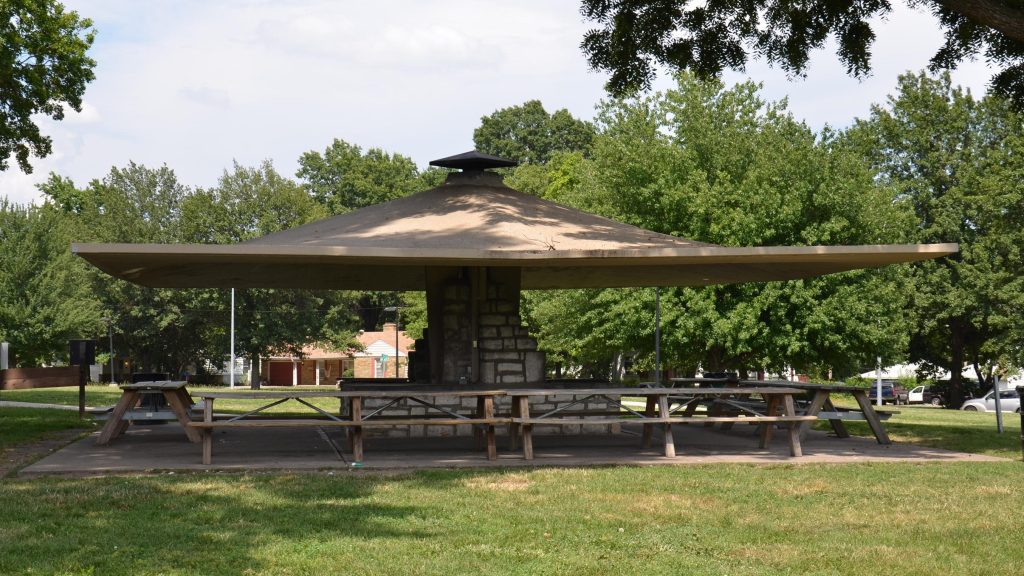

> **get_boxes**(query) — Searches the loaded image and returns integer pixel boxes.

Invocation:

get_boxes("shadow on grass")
[0,474,431,575]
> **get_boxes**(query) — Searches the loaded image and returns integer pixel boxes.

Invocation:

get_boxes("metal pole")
[655,287,661,386]
[229,288,236,388]
[395,308,401,378]
[876,356,883,407]
[993,374,1003,433]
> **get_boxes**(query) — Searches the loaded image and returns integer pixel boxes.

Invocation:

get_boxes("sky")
[1,0,997,205]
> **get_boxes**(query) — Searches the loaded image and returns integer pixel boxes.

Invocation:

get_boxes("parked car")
[864,380,909,405]
[960,389,1021,413]
[908,385,943,406]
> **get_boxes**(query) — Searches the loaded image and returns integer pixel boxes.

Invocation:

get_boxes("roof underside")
[72,171,958,290]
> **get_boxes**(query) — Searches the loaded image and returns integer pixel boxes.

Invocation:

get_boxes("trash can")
[132,372,169,411]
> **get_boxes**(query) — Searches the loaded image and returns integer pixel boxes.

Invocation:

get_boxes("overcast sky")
[1,0,996,205]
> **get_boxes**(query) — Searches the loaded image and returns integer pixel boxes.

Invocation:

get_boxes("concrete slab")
[19,422,1004,476]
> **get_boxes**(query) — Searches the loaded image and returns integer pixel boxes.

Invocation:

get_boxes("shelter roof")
[72,170,957,290]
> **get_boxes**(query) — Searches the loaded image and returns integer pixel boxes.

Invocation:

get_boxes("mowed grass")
[0,464,1022,575]
[1,384,345,415]
[826,402,1022,460]
[0,407,95,451]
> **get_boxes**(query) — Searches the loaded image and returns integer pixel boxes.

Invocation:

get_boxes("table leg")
[759,395,779,449]
[823,398,850,438]
[852,391,892,445]
[517,396,533,460]
[202,398,213,465]
[166,389,202,443]
[798,390,829,441]
[95,390,139,445]
[641,395,656,448]
[782,394,803,457]
[509,396,521,451]
[474,396,485,450]
[484,396,496,461]
[351,396,364,462]
[658,394,676,458]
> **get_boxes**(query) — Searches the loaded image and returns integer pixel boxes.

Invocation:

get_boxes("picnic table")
[670,378,893,444]
[188,387,507,465]
[95,381,202,445]
[506,386,815,460]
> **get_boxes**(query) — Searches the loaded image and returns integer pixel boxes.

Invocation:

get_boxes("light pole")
[384,306,403,378]
[101,316,114,385]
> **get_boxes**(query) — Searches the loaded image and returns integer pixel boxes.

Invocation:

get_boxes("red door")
[268,362,293,386]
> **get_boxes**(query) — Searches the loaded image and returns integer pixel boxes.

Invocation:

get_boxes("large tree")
[181,161,361,388]
[1,0,96,172]
[847,71,1024,404]
[522,74,914,379]
[0,199,102,366]
[473,100,596,164]
[296,139,433,215]
[580,1,1024,105]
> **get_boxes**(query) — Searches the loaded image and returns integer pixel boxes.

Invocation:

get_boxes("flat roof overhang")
[71,242,958,290]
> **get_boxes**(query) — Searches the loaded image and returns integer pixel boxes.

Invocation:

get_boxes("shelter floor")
[20,422,1002,476]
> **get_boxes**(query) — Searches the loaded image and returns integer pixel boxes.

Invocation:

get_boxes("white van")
[960,388,1021,413]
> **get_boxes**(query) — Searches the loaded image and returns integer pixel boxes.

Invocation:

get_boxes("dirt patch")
[1,429,91,478]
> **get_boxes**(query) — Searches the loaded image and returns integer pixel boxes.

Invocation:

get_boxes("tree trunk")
[949,326,966,408]
[249,352,261,390]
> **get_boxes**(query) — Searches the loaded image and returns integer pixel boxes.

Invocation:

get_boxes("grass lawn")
[2,388,1023,575]
[0,464,1022,575]
[0,407,95,451]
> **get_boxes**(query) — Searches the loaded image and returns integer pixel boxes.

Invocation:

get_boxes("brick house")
[262,323,413,386]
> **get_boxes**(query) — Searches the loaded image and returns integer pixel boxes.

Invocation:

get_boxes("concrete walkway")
[19,421,1004,476]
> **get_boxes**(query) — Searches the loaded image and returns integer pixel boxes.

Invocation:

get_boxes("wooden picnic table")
[506,386,815,460]
[670,378,893,444]
[189,388,508,465]
[95,381,202,445]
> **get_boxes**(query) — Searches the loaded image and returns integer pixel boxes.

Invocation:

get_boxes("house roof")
[269,326,414,360]
[71,169,957,290]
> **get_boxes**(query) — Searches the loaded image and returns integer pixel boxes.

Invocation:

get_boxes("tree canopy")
[473,100,596,164]
[846,71,1024,402]
[1,0,96,172]
[520,75,913,380]
[580,0,1024,106]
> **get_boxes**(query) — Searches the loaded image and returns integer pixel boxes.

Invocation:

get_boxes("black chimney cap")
[429,151,518,171]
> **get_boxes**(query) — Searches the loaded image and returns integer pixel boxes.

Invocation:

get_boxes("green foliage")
[473,100,596,164]
[0,0,96,172]
[296,139,427,214]
[580,0,1024,107]
[0,200,102,366]
[526,74,912,377]
[846,71,1024,402]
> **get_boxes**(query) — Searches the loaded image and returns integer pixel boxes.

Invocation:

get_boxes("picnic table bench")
[670,378,895,444]
[187,388,508,465]
[506,387,816,460]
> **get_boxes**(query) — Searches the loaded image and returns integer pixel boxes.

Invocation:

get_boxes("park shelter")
[73,151,957,387]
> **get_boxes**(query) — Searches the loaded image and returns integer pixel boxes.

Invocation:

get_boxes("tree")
[846,71,1024,405]
[580,0,1024,106]
[1,0,96,172]
[181,161,361,388]
[296,139,428,214]
[0,199,102,366]
[473,100,596,164]
[524,74,914,379]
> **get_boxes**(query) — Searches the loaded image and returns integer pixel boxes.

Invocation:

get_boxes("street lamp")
[101,315,114,385]
[384,306,403,378]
